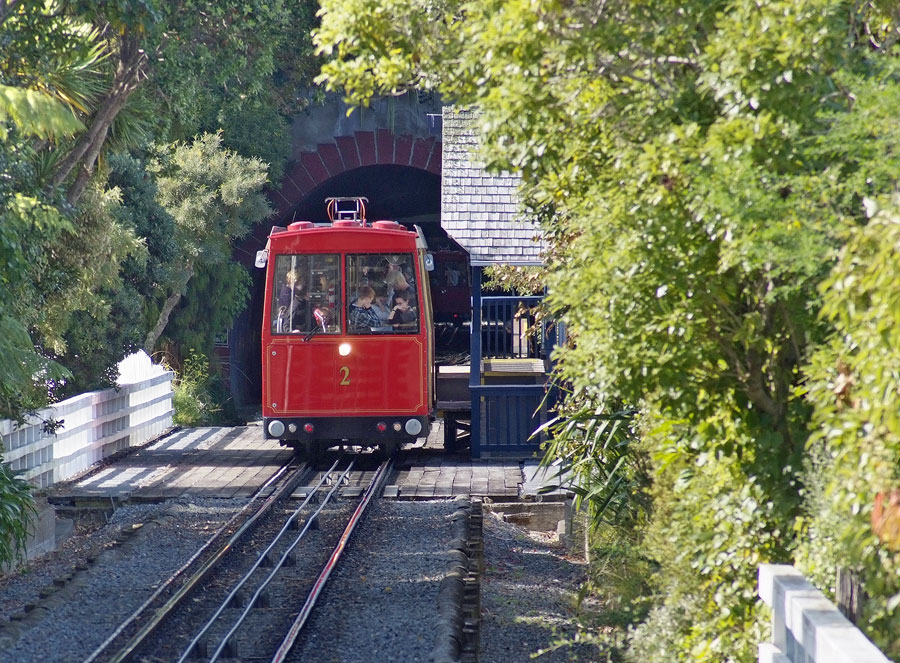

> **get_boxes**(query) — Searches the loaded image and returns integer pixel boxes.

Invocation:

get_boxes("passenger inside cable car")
[271,255,342,335]
[385,269,416,308]
[387,292,417,329]
[371,285,391,324]
[348,285,382,332]
[346,252,420,334]
[275,268,308,333]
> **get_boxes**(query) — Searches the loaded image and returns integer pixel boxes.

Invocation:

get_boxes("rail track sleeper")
[182,459,357,663]
[81,461,313,663]
[283,552,296,567]
[254,590,270,609]
[222,638,238,658]
[189,638,208,658]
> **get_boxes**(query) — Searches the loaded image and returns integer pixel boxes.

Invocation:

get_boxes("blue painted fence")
[469,267,562,458]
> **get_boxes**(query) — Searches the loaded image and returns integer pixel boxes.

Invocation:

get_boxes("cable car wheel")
[378,441,399,459]
[295,440,326,463]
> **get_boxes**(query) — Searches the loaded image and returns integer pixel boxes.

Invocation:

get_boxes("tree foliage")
[799,194,900,653]
[316,0,900,658]
[0,0,317,416]
[144,131,270,356]
[0,0,319,568]
[39,182,148,395]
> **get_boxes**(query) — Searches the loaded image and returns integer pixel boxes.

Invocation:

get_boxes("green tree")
[143,132,270,354]
[800,189,900,654]
[0,0,315,568]
[315,0,900,658]
[0,0,320,416]
[30,0,319,205]
[106,153,178,315]
[146,0,320,180]
[39,181,147,395]
[0,2,97,565]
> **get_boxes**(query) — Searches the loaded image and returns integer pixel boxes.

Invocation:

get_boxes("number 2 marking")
[339,366,351,385]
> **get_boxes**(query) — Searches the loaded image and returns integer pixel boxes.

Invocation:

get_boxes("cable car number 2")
[339,366,351,386]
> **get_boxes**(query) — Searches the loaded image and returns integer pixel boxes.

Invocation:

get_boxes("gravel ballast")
[0,497,248,663]
[480,510,600,663]
[287,499,465,663]
[0,495,597,663]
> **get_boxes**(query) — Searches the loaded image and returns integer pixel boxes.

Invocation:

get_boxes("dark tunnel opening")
[290,165,440,223]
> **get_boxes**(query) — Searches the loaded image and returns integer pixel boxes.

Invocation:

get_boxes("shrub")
[171,350,233,427]
[0,461,37,568]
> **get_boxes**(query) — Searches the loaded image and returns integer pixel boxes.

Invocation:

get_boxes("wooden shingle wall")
[441,107,544,266]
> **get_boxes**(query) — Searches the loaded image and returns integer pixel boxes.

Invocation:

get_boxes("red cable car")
[257,198,434,457]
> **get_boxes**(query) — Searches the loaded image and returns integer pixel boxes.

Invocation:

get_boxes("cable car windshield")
[346,253,419,334]
[271,254,341,335]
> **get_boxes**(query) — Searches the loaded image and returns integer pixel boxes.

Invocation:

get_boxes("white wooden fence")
[0,352,174,489]
[758,564,891,663]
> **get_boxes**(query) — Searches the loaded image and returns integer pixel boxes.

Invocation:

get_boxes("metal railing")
[479,295,548,359]
[470,384,553,458]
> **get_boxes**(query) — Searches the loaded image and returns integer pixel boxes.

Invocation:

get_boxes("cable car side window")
[346,253,419,334]
[271,254,342,335]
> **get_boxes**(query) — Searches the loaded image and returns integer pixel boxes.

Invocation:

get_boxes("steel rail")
[271,456,394,663]
[82,459,312,663]
[189,458,355,663]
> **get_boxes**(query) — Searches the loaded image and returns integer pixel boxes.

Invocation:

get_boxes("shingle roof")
[441,107,544,266]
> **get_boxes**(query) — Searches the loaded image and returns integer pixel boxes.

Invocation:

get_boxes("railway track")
[81,454,393,663]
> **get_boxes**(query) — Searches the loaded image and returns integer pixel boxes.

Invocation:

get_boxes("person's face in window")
[394,295,410,311]
[389,272,409,292]
[357,295,374,309]
[286,271,304,290]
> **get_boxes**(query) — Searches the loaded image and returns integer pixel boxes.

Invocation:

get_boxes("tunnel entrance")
[231,165,447,413]
[290,165,440,223]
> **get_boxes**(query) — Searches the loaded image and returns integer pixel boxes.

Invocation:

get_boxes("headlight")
[267,420,285,437]
[405,419,423,436]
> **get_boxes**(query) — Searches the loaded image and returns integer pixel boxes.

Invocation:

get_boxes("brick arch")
[269,129,442,222]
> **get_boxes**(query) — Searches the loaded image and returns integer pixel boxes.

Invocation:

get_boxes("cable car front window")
[346,253,418,334]
[271,254,341,335]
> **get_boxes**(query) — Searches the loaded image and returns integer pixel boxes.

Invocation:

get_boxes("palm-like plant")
[0,6,108,140]
[538,394,648,530]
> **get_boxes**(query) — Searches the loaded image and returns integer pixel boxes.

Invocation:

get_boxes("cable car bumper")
[263,416,430,442]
